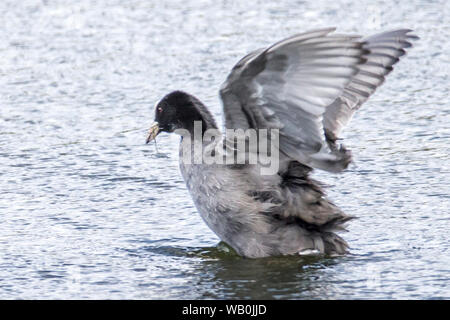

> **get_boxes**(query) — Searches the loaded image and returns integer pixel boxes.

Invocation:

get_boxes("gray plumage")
[148,28,417,258]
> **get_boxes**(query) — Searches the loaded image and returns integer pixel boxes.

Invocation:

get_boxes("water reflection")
[138,242,342,299]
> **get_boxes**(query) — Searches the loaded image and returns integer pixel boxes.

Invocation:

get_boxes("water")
[0,0,449,299]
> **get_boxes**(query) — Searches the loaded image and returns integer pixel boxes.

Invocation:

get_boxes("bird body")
[180,149,349,258]
[146,28,417,258]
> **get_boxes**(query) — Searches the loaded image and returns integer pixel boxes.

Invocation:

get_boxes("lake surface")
[0,0,449,299]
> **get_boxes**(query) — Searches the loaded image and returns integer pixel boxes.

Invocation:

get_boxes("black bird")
[146,28,417,258]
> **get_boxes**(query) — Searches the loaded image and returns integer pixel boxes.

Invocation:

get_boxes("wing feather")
[220,28,366,172]
[323,29,418,142]
[220,28,417,172]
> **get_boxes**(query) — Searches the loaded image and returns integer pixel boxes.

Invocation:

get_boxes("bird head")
[146,91,217,144]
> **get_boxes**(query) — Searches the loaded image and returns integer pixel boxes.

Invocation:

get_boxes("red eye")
[157,107,163,113]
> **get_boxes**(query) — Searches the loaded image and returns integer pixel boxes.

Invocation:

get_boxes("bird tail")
[322,231,350,255]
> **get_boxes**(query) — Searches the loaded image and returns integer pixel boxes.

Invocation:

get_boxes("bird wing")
[323,29,419,143]
[220,28,368,173]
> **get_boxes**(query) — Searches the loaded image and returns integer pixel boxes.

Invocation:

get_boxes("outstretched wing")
[323,30,419,143]
[220,28,368,173]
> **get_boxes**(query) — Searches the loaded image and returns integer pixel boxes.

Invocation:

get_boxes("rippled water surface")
[0,0,449,299]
